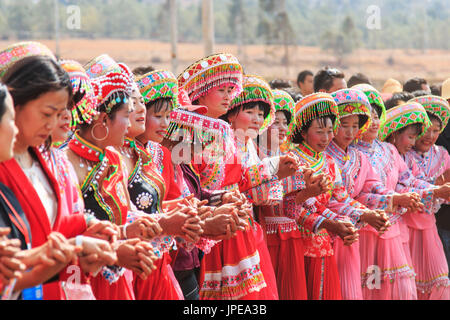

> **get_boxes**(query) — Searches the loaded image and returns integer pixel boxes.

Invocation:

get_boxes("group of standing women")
[0,41,449,300]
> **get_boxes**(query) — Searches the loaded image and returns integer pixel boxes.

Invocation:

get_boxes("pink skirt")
[359,223,417,300]
[403,212,450,300]
[333,237,363,300]
[265,217,307,300]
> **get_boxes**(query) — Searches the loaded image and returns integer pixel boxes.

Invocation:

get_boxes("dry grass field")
[2,38,449,89]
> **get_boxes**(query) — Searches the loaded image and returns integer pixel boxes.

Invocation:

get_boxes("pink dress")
[326,141,394,300]
[404,146,450,299]
[281,142,370,300]
[354,139,436,300]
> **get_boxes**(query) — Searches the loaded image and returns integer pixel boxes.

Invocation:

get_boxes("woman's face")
[141,102,171,144]
[302,118,334,153]
[229,105,265,140]
[392,125,420,155]
[362,109,380,142]
[198,84,236,119]
[271,111,289,142]
[0,92,19,162]
[127,86,146,139]
[14,89,69,150]
[52,108,72,143]
[104,101,132,147]
[415,118,441,153]
[333,114,360,150]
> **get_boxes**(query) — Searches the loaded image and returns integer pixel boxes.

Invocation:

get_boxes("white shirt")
[22,160,58,227]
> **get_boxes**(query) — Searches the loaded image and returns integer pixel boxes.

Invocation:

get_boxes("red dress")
[126,139,183,300]
[68,133,134,300]
[0,148,87,300]
[193,134,278,300]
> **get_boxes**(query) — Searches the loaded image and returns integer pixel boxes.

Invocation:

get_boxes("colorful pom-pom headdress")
[332,88,372,139]
[59,60,98,129]
[287,92,340,143]
[352,83,387,126]
[91,72,134,114]
[229,74,275,134]
[136,70,179,111]
[178,53,244,103]
[408,95,450,133]
[379,102,431,142]
[0,41,56,79]
[84,54,135,114]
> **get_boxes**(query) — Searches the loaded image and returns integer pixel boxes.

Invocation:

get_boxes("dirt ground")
[2,38,449,90]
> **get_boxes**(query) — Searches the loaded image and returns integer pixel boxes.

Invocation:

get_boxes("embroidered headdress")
[229,74,275,133]
[178,53,243,103]
[260,89,296,135]
[379,102,432,142]
[0,41,56,78]
[165,108,233,149]
[332,88,372,139]
[59,60,98,129]
[408,95,450,133]
[287,92,340,143]
[136,70,179,110]
[352,83,387,126]
[91,71,134,114]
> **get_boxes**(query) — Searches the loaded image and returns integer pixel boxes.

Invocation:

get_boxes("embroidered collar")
[124,137,137,150]
[297,142,323,160]
[69,131,105,162]
[327,140,350,164]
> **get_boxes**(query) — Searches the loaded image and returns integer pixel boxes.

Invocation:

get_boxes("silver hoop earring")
[92,123,109,141]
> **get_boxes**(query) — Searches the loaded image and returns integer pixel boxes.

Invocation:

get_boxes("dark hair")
[370,103,383,119]
[0,83,8,122]
[290,115,335,144]
[283,87,303,102]
[347,73,371,88]
[411,90,431,98]
[297,70,313,84]
[2,55,72,109]
[269,79,292,90]
[427,112,442,130]
[132,65,155,76]
[276,110,292,125]
[145,97,172,114]
[430,84,442,96]
[403,77,428,93]
[313,67,345,92]
[389,123,423,141]
[220,101,271,124]
[385,91,414,110]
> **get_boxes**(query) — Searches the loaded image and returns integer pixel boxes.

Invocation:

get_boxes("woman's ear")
[96,112,108,126]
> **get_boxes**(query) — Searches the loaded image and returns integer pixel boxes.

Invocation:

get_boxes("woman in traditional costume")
[178,54,298,300]
[398,95,450,299]
[0,42,98,300]
[353,84,450,299]
[254,89,309,300]
[281,92,364,300]
[65,59,162,300]
[326,88,411,300]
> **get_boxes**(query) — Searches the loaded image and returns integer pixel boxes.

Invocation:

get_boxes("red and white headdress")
[178,53,244,103]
